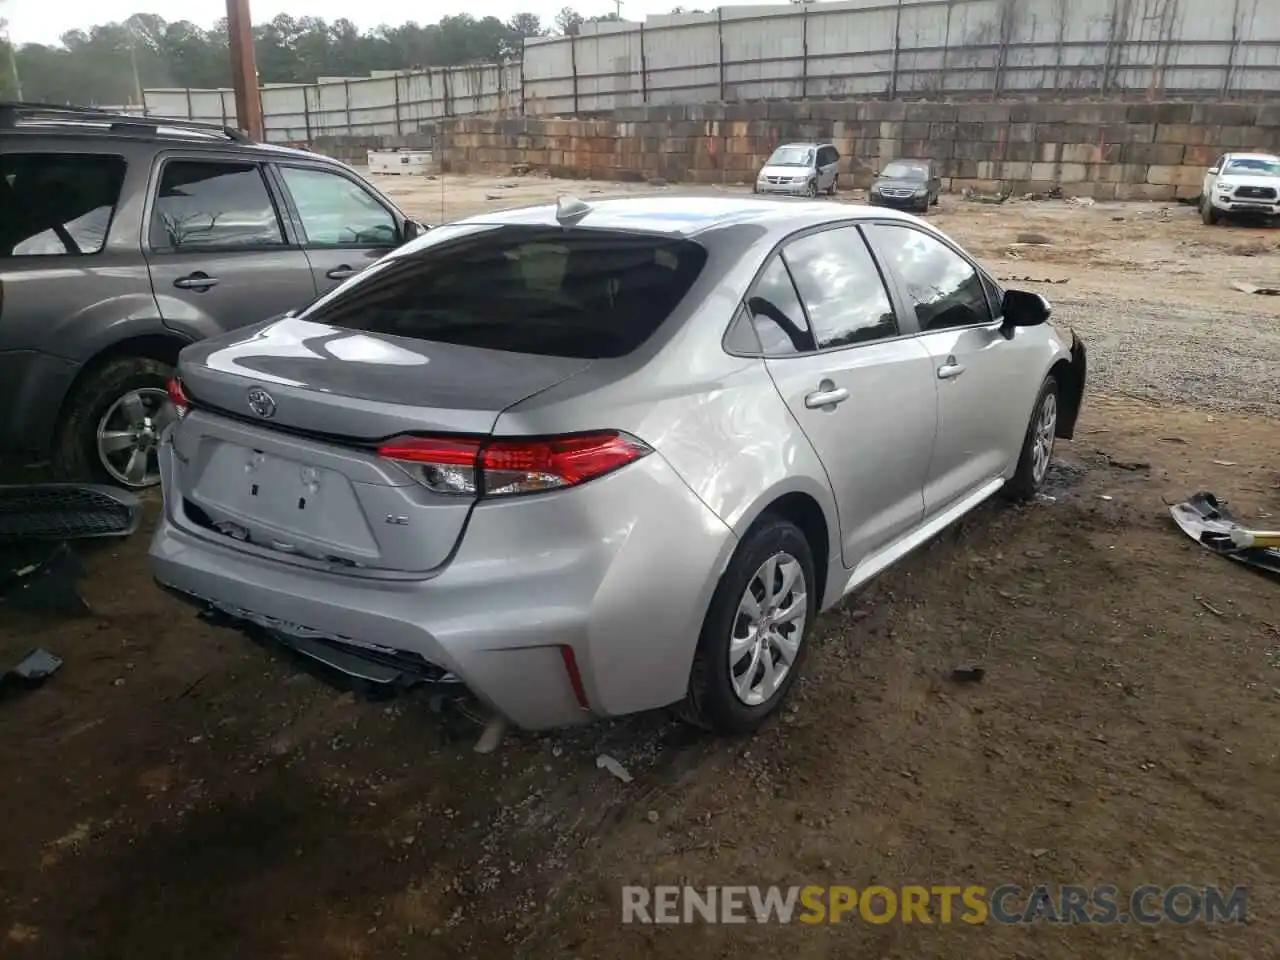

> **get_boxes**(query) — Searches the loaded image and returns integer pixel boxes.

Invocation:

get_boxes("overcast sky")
[1,0,766,45]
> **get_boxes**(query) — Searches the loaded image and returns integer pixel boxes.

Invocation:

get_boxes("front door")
[864,222,1039,515]
[754,225,938,568]
[271,163,403,298]
[144,156,316,341]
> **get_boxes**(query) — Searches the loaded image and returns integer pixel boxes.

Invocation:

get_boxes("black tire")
[681,516,817,734]
[1003,375,1059,503]
[916,199,929,215]
[1201,198,1221,225]
[52,356,175,488]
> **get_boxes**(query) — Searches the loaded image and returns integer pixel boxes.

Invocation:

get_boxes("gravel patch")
[1053,295,1280,413]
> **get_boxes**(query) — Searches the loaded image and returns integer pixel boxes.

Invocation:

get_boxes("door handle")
[173,272,218,291]
[937,361,966,380]
[326,266,357,280]
[804,386,850,409]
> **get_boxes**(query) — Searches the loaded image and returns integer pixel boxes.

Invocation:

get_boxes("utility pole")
[225,0,264,139]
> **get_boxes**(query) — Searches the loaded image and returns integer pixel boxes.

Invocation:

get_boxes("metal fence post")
[343,79,352,135]
[717,8,726,100]
[801,6,809,99]
[889,0,904,99]
[570,34,579,115]
[640,23,648,103]
[394,73,402,135]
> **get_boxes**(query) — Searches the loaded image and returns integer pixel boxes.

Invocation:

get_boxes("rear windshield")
[299,224,708,359]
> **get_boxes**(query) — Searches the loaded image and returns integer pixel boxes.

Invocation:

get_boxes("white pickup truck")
[1201,153,1280,224]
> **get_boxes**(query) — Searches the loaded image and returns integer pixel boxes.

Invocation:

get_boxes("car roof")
[451,194,922,238]
[1225,152,1280,162]
[774,141,828,149]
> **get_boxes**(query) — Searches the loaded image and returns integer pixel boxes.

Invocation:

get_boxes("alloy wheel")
[96,387,176,488]
[728,552,808,706]
[1030,391,1057,486]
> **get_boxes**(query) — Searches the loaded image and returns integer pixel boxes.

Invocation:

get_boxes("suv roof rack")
[0,101,253,144]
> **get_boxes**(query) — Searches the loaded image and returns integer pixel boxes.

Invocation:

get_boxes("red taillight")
[166,377,189,418]
[377,431,651,498]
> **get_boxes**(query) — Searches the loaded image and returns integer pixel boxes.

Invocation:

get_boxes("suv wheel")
[1201,197,1221,225]
[682,516,816,734]
[1004,375,1058,502]
[54,357,176,490]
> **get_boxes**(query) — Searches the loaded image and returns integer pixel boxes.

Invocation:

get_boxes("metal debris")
[1231,280,1280,296]
[473,713,508,754]
[596,753,634,783]
[1169,492,1280,576]
[950,665,986,684]
[0,541,90,616]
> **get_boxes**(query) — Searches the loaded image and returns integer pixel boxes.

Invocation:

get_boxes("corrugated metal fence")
[141,0,1280,141]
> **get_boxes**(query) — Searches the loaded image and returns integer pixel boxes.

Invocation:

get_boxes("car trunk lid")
[170,317,591,575]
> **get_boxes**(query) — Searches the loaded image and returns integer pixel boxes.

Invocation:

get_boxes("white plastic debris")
[596,753,633,783]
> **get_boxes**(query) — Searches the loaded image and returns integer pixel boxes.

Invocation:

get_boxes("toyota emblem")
[246,387,277,419]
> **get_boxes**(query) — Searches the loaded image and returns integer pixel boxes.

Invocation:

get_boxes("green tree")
[4,10,548,105]
[555,8,584,36]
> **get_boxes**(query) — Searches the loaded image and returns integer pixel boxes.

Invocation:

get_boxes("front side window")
[151,160,284,250]
[744,256,814,356]
[865,224,993,333]
[783,227,898,348]
[280,166,399,247]
[299,225,706,360]
[0,153,126,257]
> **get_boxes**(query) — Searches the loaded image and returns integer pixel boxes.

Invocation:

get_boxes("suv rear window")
[299,225,708,359]
[0,153,127,256]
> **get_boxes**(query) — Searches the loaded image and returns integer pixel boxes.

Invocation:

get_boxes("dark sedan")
[869,160,942,213]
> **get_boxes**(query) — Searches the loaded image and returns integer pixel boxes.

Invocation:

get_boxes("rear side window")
[300,225,707,359]
[743,256,814,356]
[783,227,898,347]
[0,153,126,257]
[151,160,284,250]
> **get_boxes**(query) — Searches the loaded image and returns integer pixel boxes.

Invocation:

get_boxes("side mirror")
[1002,289,1051,329]
[1207,167,1220,175]
[402,219,427,242]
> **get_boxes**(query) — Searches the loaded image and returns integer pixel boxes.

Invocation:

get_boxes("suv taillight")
[378,431,652,498]
[167,377,190,419]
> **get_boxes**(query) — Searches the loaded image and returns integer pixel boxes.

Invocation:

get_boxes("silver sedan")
[150,196,1086,734]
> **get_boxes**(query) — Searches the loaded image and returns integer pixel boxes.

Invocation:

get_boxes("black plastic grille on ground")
[0,484,142,540]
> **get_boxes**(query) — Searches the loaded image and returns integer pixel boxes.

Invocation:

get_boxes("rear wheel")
[682,516,816,734]
[1004,375,1059,502]
[53,357,176,490]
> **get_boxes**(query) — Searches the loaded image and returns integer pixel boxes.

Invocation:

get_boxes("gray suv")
[0,102,425,488]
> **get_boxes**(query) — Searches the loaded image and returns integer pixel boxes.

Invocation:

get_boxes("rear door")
[144,155,316,341]
[756,224,938,568]
[270,162,403,298]
[864,221,1038,515]
[0,147,148,454]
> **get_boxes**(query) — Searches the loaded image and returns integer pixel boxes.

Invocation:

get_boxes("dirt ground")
[4,176,1280,959]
